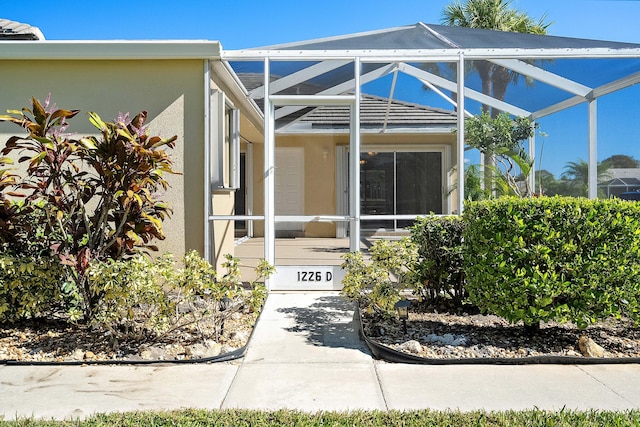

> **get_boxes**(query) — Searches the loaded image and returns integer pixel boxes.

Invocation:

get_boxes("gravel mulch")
[0,309,255,364]
[362,302,640,360]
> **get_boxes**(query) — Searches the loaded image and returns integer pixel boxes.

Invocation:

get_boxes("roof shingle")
[0,19,44,40]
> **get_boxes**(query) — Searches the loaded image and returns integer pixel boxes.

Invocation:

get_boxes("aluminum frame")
[207,25,640,276]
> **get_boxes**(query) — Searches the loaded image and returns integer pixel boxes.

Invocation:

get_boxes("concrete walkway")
[2,292,640,420]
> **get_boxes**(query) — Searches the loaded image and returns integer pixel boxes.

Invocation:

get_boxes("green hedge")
[463,197,640,328]
[411,216,466,303]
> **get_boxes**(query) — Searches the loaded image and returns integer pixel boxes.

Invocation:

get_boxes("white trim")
[263,59,276,286]
[383,69,399,132]
[489,58,592,97]
[361,144,450,151]
[204,60,212,264]
[252,24,415,50]
[457,53,466,214]
[210,215,264,221]
[250,60,351,98]
[531,71,640,121]
[210,90,226,188]
[210,215,348,222]
[224,48,640,61]
[530,96,585,120]
[211,61,264,132]
[592,71,640,99]
[0,40,221,59]
[349,58,362,252]
[247,144,255,238]
[399,62,531,118]
[528,127,536,195]
[271,94,356,106]
[273,63,396,121]
[336,145,349,238]
[588,99,598,199]
[229,108,241,189]
[444,144,453,214]
[421,79,474,118]
[361,214,434,220]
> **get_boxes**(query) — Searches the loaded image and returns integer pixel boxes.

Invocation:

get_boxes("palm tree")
[441,0,551,193]
[561,159,611,197]
[441,0,551,116]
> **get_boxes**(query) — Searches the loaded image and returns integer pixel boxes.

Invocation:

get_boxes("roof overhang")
[210,60,264,132]
[0,40,222,60]
[224,47,640,61]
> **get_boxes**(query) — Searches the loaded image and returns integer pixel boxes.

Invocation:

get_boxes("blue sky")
[3,0,640,176]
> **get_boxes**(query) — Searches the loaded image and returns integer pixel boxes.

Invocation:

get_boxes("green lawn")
[3,409,640,426]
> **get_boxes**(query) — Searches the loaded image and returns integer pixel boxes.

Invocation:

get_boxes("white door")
[275,147,304,232]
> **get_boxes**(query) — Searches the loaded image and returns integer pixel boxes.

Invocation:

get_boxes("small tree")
[602,154,640,169]
[464,112,536,197]
[0,96,179,320]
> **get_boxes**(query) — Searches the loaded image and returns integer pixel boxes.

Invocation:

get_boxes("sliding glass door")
[360,150,442,230]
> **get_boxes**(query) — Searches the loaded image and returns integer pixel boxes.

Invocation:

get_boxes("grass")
[2,409,640,426]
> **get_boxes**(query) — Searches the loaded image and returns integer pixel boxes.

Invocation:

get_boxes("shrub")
[0,96,178,321]
[0,204,84,322]
[341,238,418,318]
[411,215,466,304]
[87,251,273,342]
[463,196,640,328]
[0,254,67,322]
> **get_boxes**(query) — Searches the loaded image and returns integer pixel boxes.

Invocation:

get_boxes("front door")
[275,147,304,233]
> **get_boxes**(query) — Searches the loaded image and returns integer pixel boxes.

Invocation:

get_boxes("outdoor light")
[220,296,233,311]
[219,296,233,335]
[394,299,411,334]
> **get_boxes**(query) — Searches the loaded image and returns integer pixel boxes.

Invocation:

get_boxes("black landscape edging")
[0,301,266,367]
[0,344,247,366]
[357,307,640,365]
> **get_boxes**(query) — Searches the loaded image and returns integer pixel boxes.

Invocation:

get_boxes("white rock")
[578,335,607,358]
[399,340,423,354]
[187,341,222,359]
[69,349,85,361]
[140,346,167,360]
[229,330,249,342]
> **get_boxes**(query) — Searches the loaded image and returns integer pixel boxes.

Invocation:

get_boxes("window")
[360,150,442,230]
[211,90,240,189]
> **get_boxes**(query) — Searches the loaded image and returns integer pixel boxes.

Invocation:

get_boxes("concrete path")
[2,292,640,420]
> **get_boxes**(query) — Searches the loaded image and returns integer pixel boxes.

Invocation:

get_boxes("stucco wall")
[0,59,206,258]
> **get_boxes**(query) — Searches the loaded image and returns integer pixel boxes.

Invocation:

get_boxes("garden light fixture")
[394,299,410,334]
